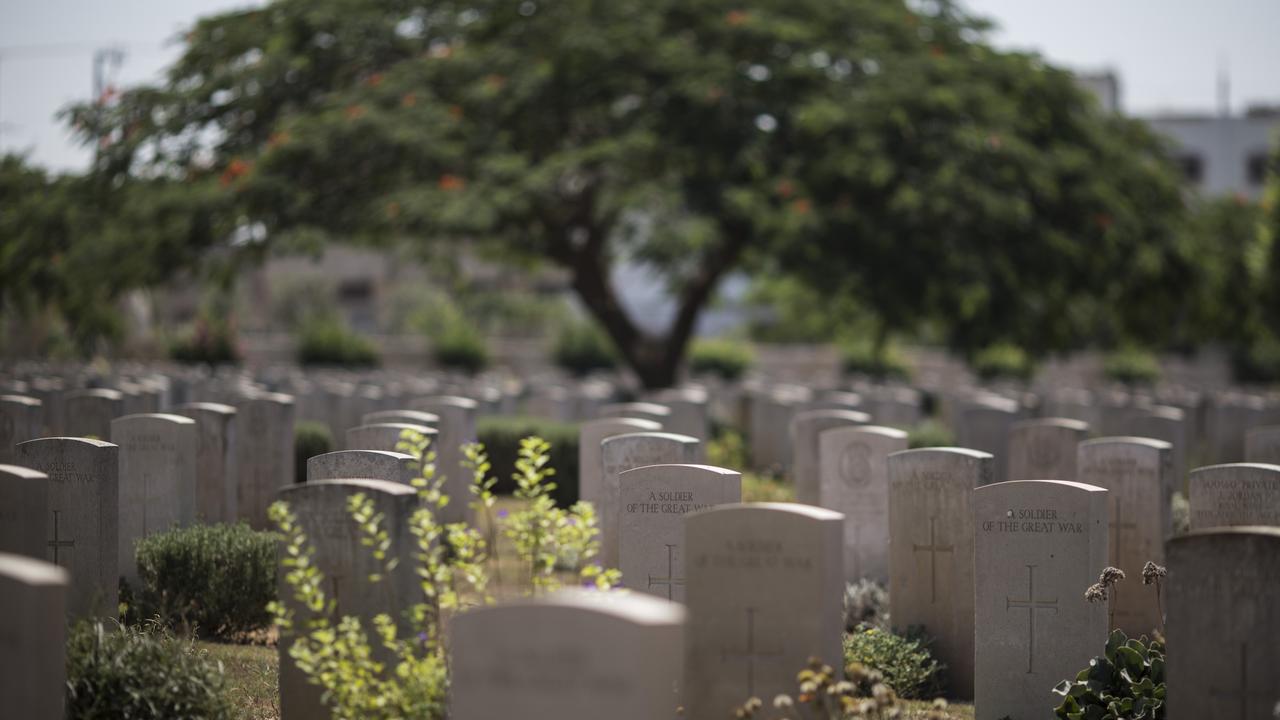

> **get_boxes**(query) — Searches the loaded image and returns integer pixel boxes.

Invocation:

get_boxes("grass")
[202,641,278,720]
[901,700,975,718]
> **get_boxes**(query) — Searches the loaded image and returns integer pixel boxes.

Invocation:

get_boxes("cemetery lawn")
[201,641,279,720]
[902,701,974,718]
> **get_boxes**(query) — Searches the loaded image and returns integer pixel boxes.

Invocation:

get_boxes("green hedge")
[295,422,333,484]
[1103,347,1162,386]
[552,321,617,376]
[970,342,1035,382]
[432,321,490,375]
[66,621,233,719]
[688,339,754,381]
[477,416,580,505]
[840,340,911,381]
[131,523,277,639]
[297,318,380,367]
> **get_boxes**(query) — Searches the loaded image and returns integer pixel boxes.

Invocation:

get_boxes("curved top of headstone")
[1011,417,1090,432]
[244,392,295,406]
[976,479,1108,495]
[458,588,686,627]
[350,422,437,435]
[309,449,415,464]
[888,447,994,461]
[967,395,1020,414]
[619,463,739,480]
[67,388,124,401]
[174,402,237,415]
[0,551,69,586]
[600,402,673,418]
[688,501,844,523]
[581,417,663,434]
[280,477,418,498]
[0,464,48,480]
[1190,462,1280,476]
[417,395,478,410]
[363,410,440,426]
[1145,405,1184,421]
[17,436,117,449]
[648,388,708,404]
[792,408,872,425]
[112,413,195,426]
[0,394,41,407]
[1080,436,1172,451]
[601,432,699,448]
[1168,525,1280,544]
[821,425,908,442]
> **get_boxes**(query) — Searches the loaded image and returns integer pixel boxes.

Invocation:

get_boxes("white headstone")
[817,425,908,585]
[646,389,710,442]
[599,432,701,567]
[790,409,872,505]
[1188,463,1280,529]
[360,409,439,429]
[450,590,685,720]
[684,503,844,718]
[618,464,741,602]
[111,413,197,583]
[1007,418,1089,481]
[411,396,477,524]
[974,480,1108,717]
[578,418,663,512]
[956,396,1020,483]
[64,388,124,440]
[0,395,42,464]
[0,464,48,560]
[172,402,238,523]
[0,553,68,720]
[307,450,417,485]
[599,402,673,427]
[234,393,296,530]
[1244,425,1280,465]
[345,422,435,454]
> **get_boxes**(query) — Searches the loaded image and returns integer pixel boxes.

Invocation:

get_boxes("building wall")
[1144,114,1277,199]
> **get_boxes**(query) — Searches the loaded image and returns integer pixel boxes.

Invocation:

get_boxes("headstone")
[1042,388,1100,429]
[1007,418,1089,481]
[410,396,477,524]
[647,389,710,442]
[1166,527,1280,720]
[14,437,119,619]
[111,413,197,583]
[618,464,741,602]
[0,395,42,464]
[790,409,872,505]
[525,386,574,422]
[361,409,439,429]
[817,425,908,585]
[234,393,296,530]
[867,387,923,428]
[0,464,48,560]
[1244,425,1280,465]
[276,479,418,720]
[599,432,701,567]
[1077,437,1173,636]
[683,504,843,718]
[345,423,436,454]
[450,590,685,720]
[0,553,68,720]
[306,450,417,485]
[749,386,807,472]
[956,396,1020,483]
[172,402,238,523]
[1132,405,1188,492]
[888,447,994,699]
[578,418,663,511]
[974,480,1108,717]
[1188,463,1280,529]
[599,402,673,427]
[64,388,124,440]
[1206,393,1268,464]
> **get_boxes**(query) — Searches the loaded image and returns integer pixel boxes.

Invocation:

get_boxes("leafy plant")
[843,580,889,632]
[737,656,951,720]
[844,624,944,700]
[169,315,241,365]
[741,472,794,503]
[707,429,749,471]
[840,340,911,381]
[1053,629,1165,720]
[131,523,277,638]
[296,317,379,367]
[294,422,333,484]
[907,420,954,450]
[552,320,617,376]
[1103,348,1161,386]
[971,343,1035,383]
[688,339,755,381]
[477,416,580,504]
[65,620,233,720]
[430,318,489,375]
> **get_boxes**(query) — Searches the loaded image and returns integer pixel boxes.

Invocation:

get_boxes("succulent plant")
[1053,629,1165,720]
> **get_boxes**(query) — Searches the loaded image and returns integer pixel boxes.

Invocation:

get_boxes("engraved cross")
[1006,564,1058,674]
[47,510,75,566]
[647,544,684,601]
[1210,643,1269,720]
[913,517,953,603]
[721,607,783,697]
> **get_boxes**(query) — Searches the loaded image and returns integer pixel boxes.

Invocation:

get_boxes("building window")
[1246,152,1273,187]
[1176,154,1204,184]
[338,280,373,302]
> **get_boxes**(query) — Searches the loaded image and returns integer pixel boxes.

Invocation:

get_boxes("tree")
[66,0,1186,386]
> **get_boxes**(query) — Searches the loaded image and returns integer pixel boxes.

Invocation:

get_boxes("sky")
[2,0,1278,171]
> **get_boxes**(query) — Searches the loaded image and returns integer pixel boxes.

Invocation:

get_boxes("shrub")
[843,579,890,632]
[65,620,233,720]
[688,338,754,381]
[296,317,379,367]
[431,320,490,374]
[169,316,240,365]
[970,342,1035,383]
[552,320,616,376]
[741,472,794,502]
[1104,348,1162,386]
[1231,331,1280,385]
[295,422,333,484]
[840,340,911,381]
[477,416,579,504]
[907,420,954,449]
[1171,492,1190,536]
[131,524,277,638]
[844,624,944,700]
[1053,629,1165,719]
[707,429,749,471]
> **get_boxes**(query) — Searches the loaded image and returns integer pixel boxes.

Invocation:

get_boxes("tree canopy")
[4,0,1232,383]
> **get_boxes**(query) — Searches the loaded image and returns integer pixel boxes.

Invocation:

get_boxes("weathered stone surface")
[818,425,907,585]
[599,402,673,427]
[578,418,663,511]
[111,414,197,582]
[599,432,701,567]
[955,396,1020,483]
[410,396,477,524]
[1132,405,1188,488]
[360,409,439,429]
[974,480,1108,719]
[1167,527,1280,720]
[1007,418,1090,481]
[64,388,124,440]
[684,504,843,720]
[1077,437,1172,636]
[0,553,68,720]
[1245,425,1280,464]
[234,393,296,530]
[0,464,48,561]
[14,437,119,619]
[1188,463,1280,529]
[618,464,741,602]
[306,450,417,485]
[888,447,994,699]
[0,395,42,464]
[646,388,711,442]
[450,590,685,720]
[345,422,435,453]
[790,409,873,505]
[172,402,238,524]
[276,479,418,720]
